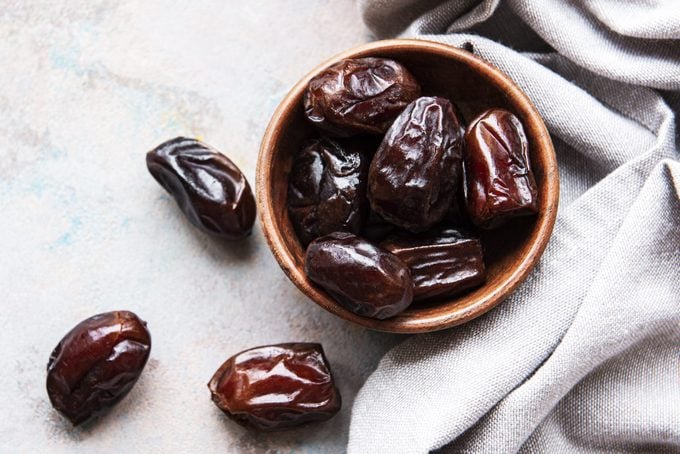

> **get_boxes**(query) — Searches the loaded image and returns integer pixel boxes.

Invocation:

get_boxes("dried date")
[304,58,421,136]
[288,138,368,245]
[305,232,413,319]
[46,311,151,425]
[208,343,341,431]
[368,96,464,232]
[146,137,256,239]
[464,109,538,228]
[381,229,485,301]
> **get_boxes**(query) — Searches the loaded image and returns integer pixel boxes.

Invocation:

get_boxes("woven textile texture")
[349,1,680,452]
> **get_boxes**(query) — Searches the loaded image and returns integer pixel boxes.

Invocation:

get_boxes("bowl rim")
[256,38,559,333]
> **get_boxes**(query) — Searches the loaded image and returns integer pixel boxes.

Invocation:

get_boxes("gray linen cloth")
[349,1,680,452]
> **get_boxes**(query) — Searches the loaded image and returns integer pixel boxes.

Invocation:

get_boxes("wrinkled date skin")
[146,137,256,239]
[288,138,368,245]
[208,343,341,431]
[381,229,486,301]
[304,57,421,136]
[464,109,538,228]
[368,96,464,232]
[305,232,413,319]
[46,311,151,425]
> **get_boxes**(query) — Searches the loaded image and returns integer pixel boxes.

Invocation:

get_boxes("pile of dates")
[43,56,539,434]
[292,57,539,319]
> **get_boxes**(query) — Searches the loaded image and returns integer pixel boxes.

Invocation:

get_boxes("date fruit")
[146,137,256,239]
[46,311,151,425]
[208,343,341,431]
[381,229,485,301]
[288,138,368,245]
[304,58,421,136]
[464,109,538,228]
[305,232,413,319]
[368,96,464,232]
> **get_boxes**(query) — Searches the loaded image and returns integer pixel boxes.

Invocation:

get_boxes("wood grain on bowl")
[256,39,559,333]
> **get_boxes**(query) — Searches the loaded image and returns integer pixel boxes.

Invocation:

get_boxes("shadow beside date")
[146,137,256,239]
[46,311,151,425]
[208,343,341,431]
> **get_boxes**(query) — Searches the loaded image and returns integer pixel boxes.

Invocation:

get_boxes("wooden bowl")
[256,39,558,333]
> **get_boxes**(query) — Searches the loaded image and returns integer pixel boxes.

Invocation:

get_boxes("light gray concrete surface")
[0,2,404,452]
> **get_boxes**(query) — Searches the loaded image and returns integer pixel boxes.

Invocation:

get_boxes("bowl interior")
[258,40,557,333]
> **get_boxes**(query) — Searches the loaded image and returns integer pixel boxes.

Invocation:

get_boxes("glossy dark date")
[208,343,341,431]
[381,229,485,301]
[288,138,368,245]
[46,311,151,425]
[146,137,256,239]
[305,232,413,319]
[464,109,538,228]
[368,96,464,232]
[304,58,421,136]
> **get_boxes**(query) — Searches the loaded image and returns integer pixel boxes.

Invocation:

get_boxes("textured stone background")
[0,2,404,452]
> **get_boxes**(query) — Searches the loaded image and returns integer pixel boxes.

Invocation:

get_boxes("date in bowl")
[256,39,559,333]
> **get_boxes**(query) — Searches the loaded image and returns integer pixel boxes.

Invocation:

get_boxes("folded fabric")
[349,1,680,452]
